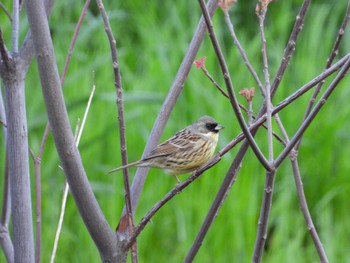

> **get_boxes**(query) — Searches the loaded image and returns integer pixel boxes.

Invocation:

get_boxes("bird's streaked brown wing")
[142,129,202,161]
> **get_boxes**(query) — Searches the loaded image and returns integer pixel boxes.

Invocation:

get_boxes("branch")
[29,148,42,263]
[271,0,311,96]
[299,0,350,148]
[128,53,348,247]
[27,1,92,262]
[18,0,55,73]
[25,0,118,261]
[257,4,273,161]
[3,4,34,259]
[198,0,272,171]
[11,0,19,52]
[96,0,137,260]
[290,151,329,262]
[184,47,349,263]
[222,10,264,94]
[275,56,350,167]
[196,60,286,145]
[252,170,276,262]
[274,112,329,262]
[252,4,276,261]
[3,68,34,263]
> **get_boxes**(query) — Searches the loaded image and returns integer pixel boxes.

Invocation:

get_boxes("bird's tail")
[108,160,142,174]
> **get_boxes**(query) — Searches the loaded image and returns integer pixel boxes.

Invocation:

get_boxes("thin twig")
[290,152,329,262]
[50,182,69,263]
[29,148,42,263]
[200,64,285,145]
[61,0,91,83]
[298,0,350,149]
[274,114,329,262]
[271,0,311,96]
[252,170,276,263]
[37,0,91,158]
[77,77,95,145]
[200,66,230,98]
[50,119,81,263]
[51,81,94,262]
[223,11,264,94]
[258,4,273,162]
[215,52,349,163]
[198,0,272,171]
[96,1,137,261]
[252,4,276,261]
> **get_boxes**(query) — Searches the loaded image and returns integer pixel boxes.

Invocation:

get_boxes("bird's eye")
[206,123,217,132]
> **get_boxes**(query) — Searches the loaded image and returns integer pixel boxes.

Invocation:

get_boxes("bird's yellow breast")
[204,131,219,143]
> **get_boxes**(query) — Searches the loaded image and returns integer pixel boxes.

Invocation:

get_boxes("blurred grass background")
[1,0,350,262]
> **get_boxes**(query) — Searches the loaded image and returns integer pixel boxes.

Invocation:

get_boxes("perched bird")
[109,115,224,183]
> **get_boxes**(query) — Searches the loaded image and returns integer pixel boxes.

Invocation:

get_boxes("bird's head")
[192,115,224,136]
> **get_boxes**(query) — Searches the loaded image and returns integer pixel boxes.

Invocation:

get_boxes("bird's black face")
[193,115,224,134]
[206,122,219,133]
[205,122,224,133]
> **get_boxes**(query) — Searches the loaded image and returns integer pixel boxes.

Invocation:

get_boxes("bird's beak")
[215,124,224,131]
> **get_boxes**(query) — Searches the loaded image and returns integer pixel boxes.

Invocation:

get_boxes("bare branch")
[12,0,19,52]
[25,0,118,261]
[17,0,55,73]
[275,56,350,167]
[50,182,69,263]
[289,152,329,262]
[222,11,264,94]
[271,0,311,96]
[184,51,349,262]
[198,0,272,171]
[61,0,91,84]
[96,0,136,260]
[4,71,34,262]
[257,4,273,162]
[299,0,350,148]
[29,148,42,263]
[252,170,276,262]
[274,113,329,262]
[252,5,276,261]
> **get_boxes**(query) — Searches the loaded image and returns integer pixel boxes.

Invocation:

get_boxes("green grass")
[1,0,350,262]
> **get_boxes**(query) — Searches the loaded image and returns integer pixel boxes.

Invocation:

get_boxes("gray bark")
[25,0,119,261]
[3,60,34,263]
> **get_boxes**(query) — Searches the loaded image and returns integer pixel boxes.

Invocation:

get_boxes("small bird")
[108,115,224,183]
